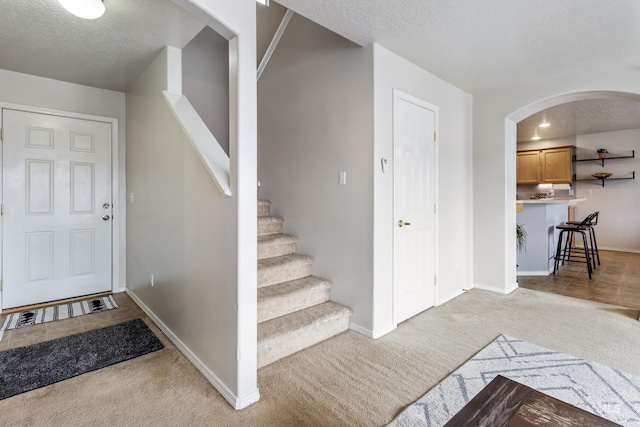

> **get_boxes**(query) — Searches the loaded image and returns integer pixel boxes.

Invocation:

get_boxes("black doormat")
[0,319,164,400]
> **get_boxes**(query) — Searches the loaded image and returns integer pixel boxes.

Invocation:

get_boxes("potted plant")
[516,223,527,253]
[596,148,608,159]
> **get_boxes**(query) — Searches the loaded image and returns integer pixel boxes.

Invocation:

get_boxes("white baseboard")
[505,282,519,294]
[126,289,260,410]
[517,270,551,276]
[436,289,466,306]
[350,322,396,339]
[473,282,519,294]
[598,246,640,254]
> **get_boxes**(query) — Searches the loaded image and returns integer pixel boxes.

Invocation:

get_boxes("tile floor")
[0,293,146,352]
[518,250,640,309]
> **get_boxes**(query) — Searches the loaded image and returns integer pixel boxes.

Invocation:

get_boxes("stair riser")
[258,242,297,260]
[258,205,271,217]
[258,286,330,322]
[258,263,313,288]
[258,223,283,236]
[257,314,350,368]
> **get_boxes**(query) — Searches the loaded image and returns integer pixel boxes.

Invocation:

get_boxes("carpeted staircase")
[257,200,352,368]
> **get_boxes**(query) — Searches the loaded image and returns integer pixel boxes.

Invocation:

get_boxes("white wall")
[574,128,640,252]
[169,0,258,409]
[473,65,640,293]
[0,68,127,291]
[257,14,375,332]
[372,44,473,336]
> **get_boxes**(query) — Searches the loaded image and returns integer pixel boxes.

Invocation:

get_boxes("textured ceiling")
[0,0,206,92]
[276,0,640,94]
[517,98,640,143]
[273,0,640,139]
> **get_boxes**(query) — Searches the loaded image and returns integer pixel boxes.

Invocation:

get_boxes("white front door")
[393,91,437,324]
[2,109,113,309]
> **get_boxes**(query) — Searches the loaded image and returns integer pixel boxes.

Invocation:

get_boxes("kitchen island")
[516,198,586,275]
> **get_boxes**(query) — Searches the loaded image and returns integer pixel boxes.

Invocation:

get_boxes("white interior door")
[2,109,112,309]
[393,91,437,324]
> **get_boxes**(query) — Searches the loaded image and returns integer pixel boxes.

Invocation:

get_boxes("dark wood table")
[444,375,621,426]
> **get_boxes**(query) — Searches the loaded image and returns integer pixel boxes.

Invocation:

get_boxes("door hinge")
[433,203,436,214]
[433,131,436,142]
[1,204,3,216]
[434,276,437,286]
[0,280,3,291]
[0,128,3,141]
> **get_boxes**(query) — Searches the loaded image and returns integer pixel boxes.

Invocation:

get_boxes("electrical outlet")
[150,273,154,287]
[339,171,347,185]
[568,189,574,196]
[587,189,593,196]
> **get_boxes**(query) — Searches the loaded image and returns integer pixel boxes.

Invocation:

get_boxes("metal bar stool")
[553,212,598,279]
[566,211,600,270]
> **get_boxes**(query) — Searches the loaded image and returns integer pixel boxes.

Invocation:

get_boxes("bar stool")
[566,211,600,270]
[553,212,598,279]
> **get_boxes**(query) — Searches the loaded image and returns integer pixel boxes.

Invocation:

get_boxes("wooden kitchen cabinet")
[517,146,573,184]
[541,147,573,183]
[516,151,541,184]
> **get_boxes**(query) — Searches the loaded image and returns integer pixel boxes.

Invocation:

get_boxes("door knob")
[102,215,111,221]
[398,219,411,227]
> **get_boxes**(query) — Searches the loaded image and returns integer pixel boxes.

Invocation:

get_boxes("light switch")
[339,171,347,185]
[129,192,135,203]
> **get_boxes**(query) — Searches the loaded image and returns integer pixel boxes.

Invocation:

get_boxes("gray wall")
[182,26,230,154]
[256,1,287,64]
[257,14,375,329]
[126,49,240,390]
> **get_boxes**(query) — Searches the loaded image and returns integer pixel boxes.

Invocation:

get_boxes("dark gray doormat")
[0,318,164,400]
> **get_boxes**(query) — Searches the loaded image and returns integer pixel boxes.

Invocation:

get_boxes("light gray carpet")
[0,289,639,426]
[388,334,640,426]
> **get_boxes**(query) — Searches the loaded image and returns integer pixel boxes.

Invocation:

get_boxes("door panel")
[2,109,112,309]
[393,92,437,324]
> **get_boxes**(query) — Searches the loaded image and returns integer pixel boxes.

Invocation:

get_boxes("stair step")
[258,216,284,236]
[257,301,352,368]
[258,233,298,259]
[258,276,331,322]
[258,200,271,218]
[258,254,313,288]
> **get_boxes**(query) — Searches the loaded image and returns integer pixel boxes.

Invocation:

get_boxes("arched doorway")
[508,91,640,309]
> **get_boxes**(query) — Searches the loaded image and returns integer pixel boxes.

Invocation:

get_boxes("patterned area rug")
[0,295,117,341]
[388,335,640,426]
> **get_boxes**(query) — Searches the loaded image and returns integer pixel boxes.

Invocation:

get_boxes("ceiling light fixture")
[539,113,550,128]
[59,0,105,19]
[531,130,541,141]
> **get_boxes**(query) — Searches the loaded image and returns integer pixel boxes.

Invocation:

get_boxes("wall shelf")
[572,150,635,167]
[573,171,635,187]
